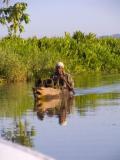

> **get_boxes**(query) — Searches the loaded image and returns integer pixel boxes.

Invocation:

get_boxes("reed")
[0,31,120,82]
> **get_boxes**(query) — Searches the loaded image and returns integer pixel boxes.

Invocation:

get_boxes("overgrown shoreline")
[0,31,120,82]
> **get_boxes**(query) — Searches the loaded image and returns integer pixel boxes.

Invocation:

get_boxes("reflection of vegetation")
[74,73,120,115]
[34,95,75,126]
[1,119,35,147]
[0,82,33,117]
[0,82,36,147]
[75,92,120,116]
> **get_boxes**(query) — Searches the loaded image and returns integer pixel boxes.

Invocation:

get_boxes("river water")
[0,73,120,160]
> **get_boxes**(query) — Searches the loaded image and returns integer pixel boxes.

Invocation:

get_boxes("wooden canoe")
[33,87,74,100]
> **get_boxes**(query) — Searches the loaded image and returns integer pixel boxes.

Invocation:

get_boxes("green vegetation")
[0,31,120,82]
[0,2,30,36]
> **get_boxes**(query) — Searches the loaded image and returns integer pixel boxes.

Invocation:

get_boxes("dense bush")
[0,31,120,82]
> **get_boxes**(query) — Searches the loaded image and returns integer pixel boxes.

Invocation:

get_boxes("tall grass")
[0,31,120,82]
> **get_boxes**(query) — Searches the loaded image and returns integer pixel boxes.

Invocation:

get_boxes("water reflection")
[1,119,35,147]
[75,92,120,116]
[0,73,120,160]
[34,95,75,126]
[0,83,36,147]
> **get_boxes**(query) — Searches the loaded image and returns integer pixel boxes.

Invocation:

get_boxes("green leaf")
[0,18,6,24]
[19,25,24,33]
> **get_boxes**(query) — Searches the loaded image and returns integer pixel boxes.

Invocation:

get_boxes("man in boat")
[51,62,75,94]
[33,62,75,99]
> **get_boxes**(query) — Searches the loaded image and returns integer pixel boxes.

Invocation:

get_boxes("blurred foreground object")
[0,139,55,160]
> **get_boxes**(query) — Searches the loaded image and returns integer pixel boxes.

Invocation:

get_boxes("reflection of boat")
[33,87,74,100]
[34,91,75,125]
[0,139,54,160]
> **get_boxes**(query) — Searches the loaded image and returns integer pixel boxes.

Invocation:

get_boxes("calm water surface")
[0,73,120,160]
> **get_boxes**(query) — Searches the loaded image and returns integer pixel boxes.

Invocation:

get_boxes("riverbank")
[0,31,120,82]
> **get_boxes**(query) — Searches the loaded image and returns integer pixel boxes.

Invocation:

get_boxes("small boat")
[33,87,74,100]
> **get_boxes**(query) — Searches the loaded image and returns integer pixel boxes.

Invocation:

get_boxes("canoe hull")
[33,87,73,100]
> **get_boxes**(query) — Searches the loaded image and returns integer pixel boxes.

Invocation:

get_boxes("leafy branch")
[0,2,30,36]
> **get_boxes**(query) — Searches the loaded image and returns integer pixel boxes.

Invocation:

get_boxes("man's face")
[56,66,63,75]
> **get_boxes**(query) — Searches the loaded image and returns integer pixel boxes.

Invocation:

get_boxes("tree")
[0,2,30,36]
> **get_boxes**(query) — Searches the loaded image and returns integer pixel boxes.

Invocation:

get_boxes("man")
[51,62,75,94]
[33,62,75,100]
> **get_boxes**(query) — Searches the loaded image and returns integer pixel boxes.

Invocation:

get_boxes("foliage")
[0,47,27,82]
[0,2,30,36]
[0,31,120,82]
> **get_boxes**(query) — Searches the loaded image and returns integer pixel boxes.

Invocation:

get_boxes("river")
[0,73,120,160]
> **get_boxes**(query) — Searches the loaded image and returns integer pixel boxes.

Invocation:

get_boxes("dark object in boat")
[35,78,54,88]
